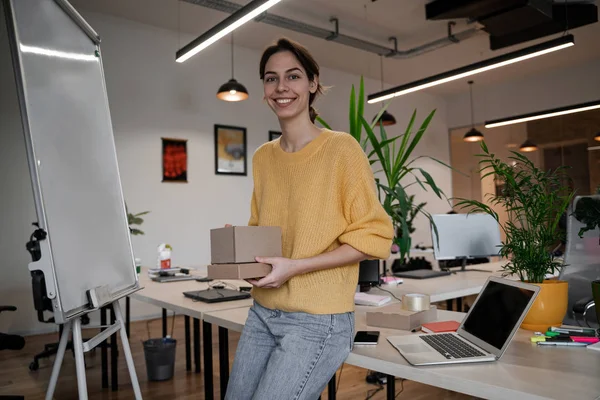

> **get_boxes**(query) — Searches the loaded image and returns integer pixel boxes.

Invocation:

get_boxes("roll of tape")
[401,293,431,312]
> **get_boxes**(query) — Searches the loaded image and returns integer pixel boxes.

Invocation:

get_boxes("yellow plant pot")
[521,280,569,331]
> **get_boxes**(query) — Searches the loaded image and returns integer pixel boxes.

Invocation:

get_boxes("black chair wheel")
[29,361,39,371]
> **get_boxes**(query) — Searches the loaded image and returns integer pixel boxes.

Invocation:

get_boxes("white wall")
[1,10,450,335]
[445,57,600,129]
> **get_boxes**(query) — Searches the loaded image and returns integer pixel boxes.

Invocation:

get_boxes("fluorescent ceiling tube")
[176,0,282,63]
[485,99,600,128]
[367,34,574,104]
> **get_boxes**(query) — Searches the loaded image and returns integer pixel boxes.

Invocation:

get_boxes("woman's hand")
[246,256,298,288]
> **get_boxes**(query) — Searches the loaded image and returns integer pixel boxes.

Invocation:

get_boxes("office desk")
[373,261,506,311]
[204,305,600,400]
[125,269,253,399]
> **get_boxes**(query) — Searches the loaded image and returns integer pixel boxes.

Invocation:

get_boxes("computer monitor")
[431,213,502,271]
[358,259,380,291]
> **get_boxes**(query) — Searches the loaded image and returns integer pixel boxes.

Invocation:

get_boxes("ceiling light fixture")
[463,81,484,142]
[594,132,600,142]
[217,34,248,102]
[367,34,574,104]
[372,55,396,126]
[176,0,283,63]
[485,99,600,128]
[519,139,538,152]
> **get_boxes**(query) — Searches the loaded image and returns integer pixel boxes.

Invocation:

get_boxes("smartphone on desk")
[354,331,380,345]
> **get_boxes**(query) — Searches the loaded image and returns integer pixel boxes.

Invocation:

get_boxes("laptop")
[387,276,539,366]
[183,288,251,303]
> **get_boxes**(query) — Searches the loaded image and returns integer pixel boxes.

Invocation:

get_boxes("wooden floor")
[0,316,478,399]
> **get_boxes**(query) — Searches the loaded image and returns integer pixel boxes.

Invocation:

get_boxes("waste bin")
[143,337,176,381]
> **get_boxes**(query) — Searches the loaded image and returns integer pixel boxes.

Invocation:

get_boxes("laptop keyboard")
[420,334,486,359]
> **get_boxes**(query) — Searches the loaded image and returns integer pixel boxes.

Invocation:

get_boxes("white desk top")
[202,304,600,400]
[130,268,253,319]
[373,261,507,303]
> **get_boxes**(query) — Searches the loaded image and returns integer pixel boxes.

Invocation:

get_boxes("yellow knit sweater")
[248,129,394,314]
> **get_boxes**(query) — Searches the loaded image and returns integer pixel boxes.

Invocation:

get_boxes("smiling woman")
[223,38,394,400]
[259,38,325,124]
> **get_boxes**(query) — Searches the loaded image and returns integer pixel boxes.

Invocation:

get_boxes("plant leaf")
[315,116,332,130]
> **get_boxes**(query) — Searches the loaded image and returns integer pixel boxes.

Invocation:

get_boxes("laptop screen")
[461,280,535,350]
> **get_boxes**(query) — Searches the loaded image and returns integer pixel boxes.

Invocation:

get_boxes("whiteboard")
[431,213,502,260]
[3,0,139,323]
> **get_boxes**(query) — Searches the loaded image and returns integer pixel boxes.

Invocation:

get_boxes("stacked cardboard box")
[366,303,438,331]
[207,226,282,280]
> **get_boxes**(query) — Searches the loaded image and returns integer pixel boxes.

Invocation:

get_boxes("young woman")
[225,38,394,400]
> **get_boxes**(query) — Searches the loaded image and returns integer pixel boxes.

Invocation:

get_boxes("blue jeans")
[225,301,355,400]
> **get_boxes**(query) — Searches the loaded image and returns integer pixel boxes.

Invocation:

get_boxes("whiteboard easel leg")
[113,301,143,400]
[72,317,88,400]
[45,321,71,400]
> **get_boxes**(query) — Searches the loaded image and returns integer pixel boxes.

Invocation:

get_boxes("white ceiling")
[69,0,600,96]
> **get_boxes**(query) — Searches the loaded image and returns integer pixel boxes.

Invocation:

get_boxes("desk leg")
[386,375,395,400]
[203,321,214,400]
[125,296,130,338]
[185,315,191,371]
[327,375,336,400]
[162,308,167,337]
[110,306,118,391]
[194,318,201,373]
[101,307,108,389]
[219,327,229,400]
[456,297,463,312]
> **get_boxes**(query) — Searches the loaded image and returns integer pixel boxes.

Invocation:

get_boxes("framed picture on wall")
[269,130,282,141]
[215,124,247,176]
[162,137,187,182]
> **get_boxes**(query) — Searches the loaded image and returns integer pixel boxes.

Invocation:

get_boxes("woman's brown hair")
[259,38,324,123]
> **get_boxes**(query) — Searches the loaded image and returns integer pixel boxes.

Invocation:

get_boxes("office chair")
[26,225,93,371]
[28,271,92,371]
[0,305,25,400]
[0,306,25,351]
[559,195,600,327]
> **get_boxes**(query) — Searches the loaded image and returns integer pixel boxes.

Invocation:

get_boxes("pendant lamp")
[372,56,396,126]
[217,34,248,102]
[519,139,538,152]
[595,132,600,142]
[463,81,484,142]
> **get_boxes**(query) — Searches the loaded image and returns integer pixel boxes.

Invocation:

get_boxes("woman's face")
[263,50,318,122]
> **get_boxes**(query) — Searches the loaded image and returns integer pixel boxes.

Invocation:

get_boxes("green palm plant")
[318,77,450,265]
[454,141,574,283]
[125,203,150,235]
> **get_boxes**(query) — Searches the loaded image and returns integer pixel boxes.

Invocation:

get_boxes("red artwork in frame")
[162,138,187,182]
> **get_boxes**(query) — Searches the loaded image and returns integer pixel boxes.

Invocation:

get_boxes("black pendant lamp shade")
[464,127,484,142]
[372,56,396,126]
[372,110,397,126]
[519,139,538,152]
[217,34,248,102]
[463,80,483,142]
[217,79,248,102]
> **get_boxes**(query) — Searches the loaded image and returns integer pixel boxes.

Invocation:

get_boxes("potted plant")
[126,203,150,235]
[317,77,449,269]
[455,141,574,331]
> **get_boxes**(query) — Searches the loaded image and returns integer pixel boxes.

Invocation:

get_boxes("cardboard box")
[207,263,272,280]
[210,226,282,264]
[366,304,438,331]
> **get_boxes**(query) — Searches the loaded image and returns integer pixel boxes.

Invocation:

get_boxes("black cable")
[365,385,383,400]
[395,379,405,398]
[375,285,403,302]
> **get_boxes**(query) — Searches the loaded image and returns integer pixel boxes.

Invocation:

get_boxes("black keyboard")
[420,334,486,359]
